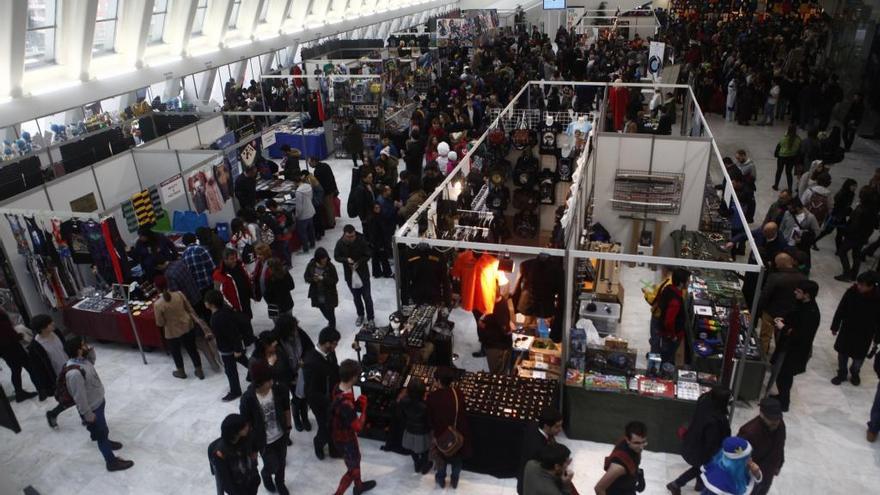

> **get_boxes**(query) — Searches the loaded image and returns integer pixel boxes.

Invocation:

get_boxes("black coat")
[512,256,564,318]
[263,273,295,314]
[404,250,452,306]
[211,307,246,354]
[304,259,339,308]
[208,437,260,495]
[756,268,806,319]
[333,233,372,285]
[344,125,364,155]
[772,300,820,376]
[398,396,430,435]
[239,383,291,451]
[234,174,257,211]
[832,286,880,359]
[312,162,339,196]
[680,393,731,467]
[517,426,552,494]
[302,348,339,410]
[26,329,66,396]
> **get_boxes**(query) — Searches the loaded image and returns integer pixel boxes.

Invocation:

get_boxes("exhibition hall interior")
[2,0,880,494]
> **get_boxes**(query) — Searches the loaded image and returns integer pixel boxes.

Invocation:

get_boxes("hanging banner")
[159,174,185,204]
[262,130,276,148]
[648,41,665,80]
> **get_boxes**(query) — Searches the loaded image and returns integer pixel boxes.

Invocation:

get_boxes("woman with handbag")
[152,275,210,379]
[427,367,471,489]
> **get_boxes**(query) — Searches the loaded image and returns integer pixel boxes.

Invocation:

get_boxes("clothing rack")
[470,184,490,211]
[0,207,100,221]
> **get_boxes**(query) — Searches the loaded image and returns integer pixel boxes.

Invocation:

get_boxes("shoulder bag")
[435,388,464,457]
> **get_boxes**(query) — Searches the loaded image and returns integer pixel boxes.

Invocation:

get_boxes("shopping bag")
[333,196,341,217]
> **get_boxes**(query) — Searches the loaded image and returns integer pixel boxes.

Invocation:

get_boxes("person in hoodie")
[292,172,316,254]
[831,271,880,386]
[770,280,820,411]
[239,361,292,495]
[666,386,732,494]
[816,178,856,251]
[209,413,260,495]
[800,172,833,228]
[778,198,820,247]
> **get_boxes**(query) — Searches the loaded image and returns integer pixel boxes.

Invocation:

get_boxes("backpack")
[806,189,829,223]
[55,364,86,408]
[259,223,275,244]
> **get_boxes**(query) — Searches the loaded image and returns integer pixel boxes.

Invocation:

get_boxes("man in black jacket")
[667,387,731,494]
[334,225,374,328]
[771,280,820,411]
[517,407,563,494]
[26,314,71,428]
[303,327,341,460]
[204,290,249,402]
[240,361,291,495]
[234,166,258,211]
[755,253,806,356]
[348,172,376,226]
[404,131,426,177]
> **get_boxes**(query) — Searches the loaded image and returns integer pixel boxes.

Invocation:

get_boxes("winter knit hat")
[721,436,752,459]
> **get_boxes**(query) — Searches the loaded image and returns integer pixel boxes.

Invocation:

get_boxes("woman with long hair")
[304,247,339,328]
[229,217,257,274]
[263,258,295,319]
[152,275,209,379]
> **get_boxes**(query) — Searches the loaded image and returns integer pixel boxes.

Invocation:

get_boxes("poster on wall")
[185,165,226,214]
[159,174,185,204]
[70,193,99,213]
[212,156,233,202]
[648,41,666,80]
[238,137,263,172]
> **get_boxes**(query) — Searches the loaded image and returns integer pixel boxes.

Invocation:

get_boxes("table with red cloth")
[62,299,165,349]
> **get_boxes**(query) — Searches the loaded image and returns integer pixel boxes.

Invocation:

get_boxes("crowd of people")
[4,7,880,495]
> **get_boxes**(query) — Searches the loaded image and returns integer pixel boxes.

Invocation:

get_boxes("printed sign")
[159,174,185,204]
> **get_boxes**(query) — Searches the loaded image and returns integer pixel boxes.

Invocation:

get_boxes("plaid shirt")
[165,260,201,306]
[182,244,215,291]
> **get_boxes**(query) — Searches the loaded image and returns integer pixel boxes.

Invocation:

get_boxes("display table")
[563,385,696,454]
[463,413,528,478]
[266,129,328,159]
[62,299,164,349]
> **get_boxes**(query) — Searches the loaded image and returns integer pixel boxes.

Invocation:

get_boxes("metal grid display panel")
[611,169,684,215]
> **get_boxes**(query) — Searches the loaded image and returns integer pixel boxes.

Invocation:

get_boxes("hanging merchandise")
[101,216,131,284]
[450,250,508,314]
[513,151,539,188]
[513,210,539,239]
[512,255,564,318]
[539,120,561,156]
[539,169,557,204]
[121,186,165,232]
[557,157,573,182]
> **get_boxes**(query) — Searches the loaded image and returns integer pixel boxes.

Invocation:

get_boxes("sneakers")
[172,369,187,379]
[354,480,377,495]
[868,430,878,443]
[355,316,365,327]
[665,482,682,495]
[46,411,58,429]
[106,458,134,472]
[851,374,861,386]
[831,376,845,385]
[222,392,241,402]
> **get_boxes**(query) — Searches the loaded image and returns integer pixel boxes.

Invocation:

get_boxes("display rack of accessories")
[329,78,384,159]
[611,170,684,214]
[685,270,767,400]
[62,280,165,349]
[700,183,732,239]
[670,228,730,261]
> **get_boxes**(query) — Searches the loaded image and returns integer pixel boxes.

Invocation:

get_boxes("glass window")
[25,0,58,68]
[191,0,209,35]
[148,0,169,44]
[228,0,241,29]
[92,0,120,55]
[258,0,269,22]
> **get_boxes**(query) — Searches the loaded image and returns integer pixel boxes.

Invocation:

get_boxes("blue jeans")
[82,401,114,463]
[435,454,462,485]
[869,381,880,433]
[296,217,315,251]
[348,277,374,320]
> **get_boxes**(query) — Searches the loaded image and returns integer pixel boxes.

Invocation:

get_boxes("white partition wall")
[93,153,142,209]
[46,168,104,213]
[166,126,202,150]
[0,188,53,316]
[177,150,220,169]
[196,115,227,145]
[132,150,183,187]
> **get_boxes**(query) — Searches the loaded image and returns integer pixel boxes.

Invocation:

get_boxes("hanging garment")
[512,256,564,318]
[82,219,115,284]
[123,186,165,232]
[101,217,131,284]
[5,214,31,255]
[60,219,93,264]
[450,250,508,314]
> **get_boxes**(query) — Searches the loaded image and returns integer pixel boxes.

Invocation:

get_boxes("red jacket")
[212,263,252,312]
[659,285,685,340]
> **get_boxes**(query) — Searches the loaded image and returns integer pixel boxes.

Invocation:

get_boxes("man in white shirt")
[762,80,781,126]
[240,359,292,494]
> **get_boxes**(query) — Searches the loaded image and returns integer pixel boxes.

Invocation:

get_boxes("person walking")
[830,271,880,386]
[262,258,295,320]
[365,201,393,278]
[399,378,433,475]
[344,118,365,189]
[772,125,801,192]
[867,344,880,442]
[843,93,864,152]
[737,398,785,495]
[213,248,256,345]
[209,413,261,495]
[836,186,880,282]
[666,387,731,494]
[304,327,341,460]
[330,359,378,495]
[334,225,375,328]
[26,314,71,427]
[0,309,38,402]
[815,178,856,251]
[239,361,292,495]
[427,366,472,489]
[770,280,820,411]
[699,437,764,495]
[62,336,134,471]
[517,407,564,494]
[348,171,376,226]
[595,421,647,495]
[307,156,339,229]
[204,290,250,402]
[153,275,208,380]
[755,253,806,356]
[304,248,339,328]
[292,173,317,254]
[274,315,314,432]
[522,443,575,495]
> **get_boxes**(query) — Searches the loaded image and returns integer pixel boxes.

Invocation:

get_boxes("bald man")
[755,253,808,356]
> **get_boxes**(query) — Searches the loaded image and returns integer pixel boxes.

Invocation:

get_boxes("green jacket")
[777,135,801,158]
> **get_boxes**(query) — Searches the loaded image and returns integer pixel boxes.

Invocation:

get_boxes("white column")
[55,0,99,81]
[204,0,235,47]
[1,0,28,97]
[117,0,154,68]
[238,0,266,39]
[166,0,198,56]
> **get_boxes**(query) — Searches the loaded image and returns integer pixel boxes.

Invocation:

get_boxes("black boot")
[261,468,277,492]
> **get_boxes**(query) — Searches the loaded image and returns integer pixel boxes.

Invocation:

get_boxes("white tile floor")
[2,113,880,494]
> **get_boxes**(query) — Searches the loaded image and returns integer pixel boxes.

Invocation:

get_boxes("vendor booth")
[383,80,766,474]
